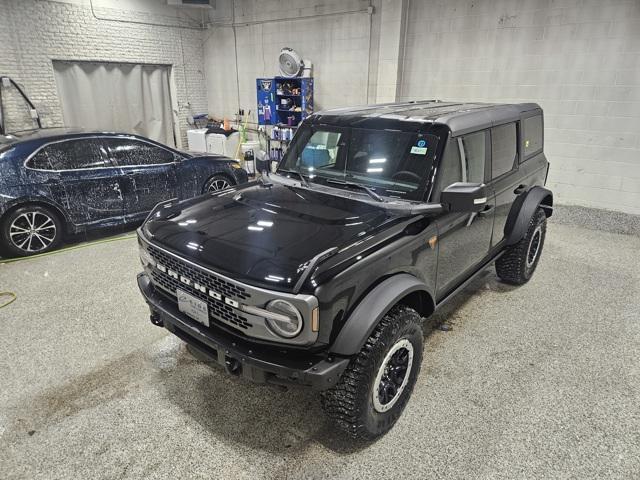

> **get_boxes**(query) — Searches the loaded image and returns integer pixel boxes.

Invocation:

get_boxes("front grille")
[148,245,250,300]
[147,245,252,331]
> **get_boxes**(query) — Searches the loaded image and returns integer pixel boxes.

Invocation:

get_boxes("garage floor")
[1,220,638,479]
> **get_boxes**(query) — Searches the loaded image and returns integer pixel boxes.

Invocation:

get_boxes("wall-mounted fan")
[278,47,312,78]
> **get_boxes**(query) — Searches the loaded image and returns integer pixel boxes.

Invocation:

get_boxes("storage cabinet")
[257,77,313,126]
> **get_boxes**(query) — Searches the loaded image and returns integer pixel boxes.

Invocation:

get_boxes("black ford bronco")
[136,101,552,439]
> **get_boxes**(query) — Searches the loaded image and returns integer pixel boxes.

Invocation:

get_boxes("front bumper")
[137,273,348,390]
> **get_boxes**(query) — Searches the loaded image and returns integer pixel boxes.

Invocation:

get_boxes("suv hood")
[144,183,400,291]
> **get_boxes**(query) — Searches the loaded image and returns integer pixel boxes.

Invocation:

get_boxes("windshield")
[278,126,439,201]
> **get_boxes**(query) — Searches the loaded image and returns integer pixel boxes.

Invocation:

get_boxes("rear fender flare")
[0,195,72,232]
[504,186,553,246]
[330,273,431,356]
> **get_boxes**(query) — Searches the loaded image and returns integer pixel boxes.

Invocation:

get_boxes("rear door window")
[491,123,517,179]
[27,139,110,170]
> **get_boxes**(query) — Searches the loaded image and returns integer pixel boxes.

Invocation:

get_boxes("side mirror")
[441,182,487,213]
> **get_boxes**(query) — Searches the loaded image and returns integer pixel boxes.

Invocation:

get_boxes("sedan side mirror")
[441,182,487,213]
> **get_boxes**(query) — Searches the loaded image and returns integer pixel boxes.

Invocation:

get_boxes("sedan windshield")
[278,126,439,200]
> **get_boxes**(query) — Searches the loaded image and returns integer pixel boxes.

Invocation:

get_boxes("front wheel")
[496,207,547,285]
[0,205,63,257]
[204,174,235,193]
[321,305,424,439]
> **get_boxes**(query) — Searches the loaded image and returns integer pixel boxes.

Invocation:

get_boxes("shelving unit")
[267,123,298,164]
[275,77,313,126]
[256,77,313,126]
[256,77,312,166]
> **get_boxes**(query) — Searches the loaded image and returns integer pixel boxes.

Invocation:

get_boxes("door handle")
[478,204,495,216]
[112,183,123,200]
[514,184,528,194]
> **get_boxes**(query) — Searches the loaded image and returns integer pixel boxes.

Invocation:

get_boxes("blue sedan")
[0,128,249,257]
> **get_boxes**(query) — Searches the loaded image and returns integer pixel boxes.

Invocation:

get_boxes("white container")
[206,132,240,158]
[187,128,208,153]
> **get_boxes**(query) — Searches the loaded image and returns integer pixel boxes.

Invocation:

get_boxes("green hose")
[0,234,138,308]
[0,291,16,308]
[0,233,137,265]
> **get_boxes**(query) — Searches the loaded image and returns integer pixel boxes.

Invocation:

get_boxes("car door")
[488,122,520,248]
[102,137,179,222]
[32,138,125,226]
[433,131,496,301]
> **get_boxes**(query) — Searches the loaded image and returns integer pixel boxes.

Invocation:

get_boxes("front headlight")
[264,299,303,338]
[231,162,242,169]
[138,242,156,268]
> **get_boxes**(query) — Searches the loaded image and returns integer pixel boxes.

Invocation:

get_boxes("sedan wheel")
[209,179,229,191]
[1,206,63,257]
[205,174,234,193]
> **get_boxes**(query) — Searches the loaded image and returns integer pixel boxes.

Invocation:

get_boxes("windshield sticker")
[410,145,428,155]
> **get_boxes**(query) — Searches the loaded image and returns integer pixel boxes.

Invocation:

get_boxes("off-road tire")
[320,305,424,439]
[0,204,63,258]
[203,174,235,193]
[496,207,547,285]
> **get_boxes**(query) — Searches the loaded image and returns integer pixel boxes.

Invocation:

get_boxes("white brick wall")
[0,0,208,147]
[398,0,640,214]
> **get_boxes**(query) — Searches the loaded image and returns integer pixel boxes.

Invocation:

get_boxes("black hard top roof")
[310,100,542,136]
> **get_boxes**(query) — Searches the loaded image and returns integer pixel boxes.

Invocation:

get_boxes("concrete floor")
[0,220,638,479]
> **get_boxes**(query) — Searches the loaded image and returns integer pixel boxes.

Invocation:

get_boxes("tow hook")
[225,356,241,376]
[150,311,163,327]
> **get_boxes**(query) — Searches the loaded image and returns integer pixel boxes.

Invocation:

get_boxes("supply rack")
[257,77,313,126]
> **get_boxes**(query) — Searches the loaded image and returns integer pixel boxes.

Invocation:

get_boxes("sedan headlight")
[264,299,303,338]
[139,242,156,268]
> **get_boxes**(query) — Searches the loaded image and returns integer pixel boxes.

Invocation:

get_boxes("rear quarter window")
[522,115,543,158]
[27,149,54,170]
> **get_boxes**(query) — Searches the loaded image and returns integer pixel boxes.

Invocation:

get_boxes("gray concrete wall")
[203,0,377,123]
[398,0,640,215]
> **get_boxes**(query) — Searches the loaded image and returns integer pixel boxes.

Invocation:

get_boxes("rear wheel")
[204,174,235,193]
[321,305,423,439]
[0,205,63,257]
[496,207,547,284]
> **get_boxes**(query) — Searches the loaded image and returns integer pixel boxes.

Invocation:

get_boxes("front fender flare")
[330,273,430,356]
[504,186,553,246]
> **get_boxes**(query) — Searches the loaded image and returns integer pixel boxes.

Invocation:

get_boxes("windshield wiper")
[276,169,309,188]
[326,179,384,202]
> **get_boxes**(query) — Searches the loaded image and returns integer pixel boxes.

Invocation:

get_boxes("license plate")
[177,289,209,326]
